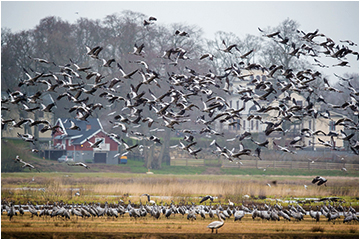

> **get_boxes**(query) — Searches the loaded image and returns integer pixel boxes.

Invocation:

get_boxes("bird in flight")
[312,176,327,186]
[68,162,90,169]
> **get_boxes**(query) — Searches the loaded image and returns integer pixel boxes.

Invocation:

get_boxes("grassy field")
[2,139,359,177]
[2,172,359,238]
[1,172,359,206]
[2,138,359,239]
[1,212,359,239]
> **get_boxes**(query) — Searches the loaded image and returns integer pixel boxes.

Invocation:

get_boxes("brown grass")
[1,174,358,204]
[1,212,358,239]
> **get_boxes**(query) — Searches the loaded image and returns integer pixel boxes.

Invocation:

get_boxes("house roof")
[55,118,102,143]
[54,118,121,145]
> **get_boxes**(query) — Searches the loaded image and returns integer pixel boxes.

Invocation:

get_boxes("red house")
[53,118,121,164]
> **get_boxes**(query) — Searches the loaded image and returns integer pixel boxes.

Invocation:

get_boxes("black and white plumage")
[17,133,37,145]
[86,138,103,148]
[312,176,327,186]
[200,195,214,204]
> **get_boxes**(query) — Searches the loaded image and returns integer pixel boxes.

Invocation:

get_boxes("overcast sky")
[1,1,359,83]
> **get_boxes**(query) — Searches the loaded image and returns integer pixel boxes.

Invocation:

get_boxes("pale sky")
[1,1,359,83]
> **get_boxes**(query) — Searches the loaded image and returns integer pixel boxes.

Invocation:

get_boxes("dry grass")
[1,212,358,239]
[1,174,358,204]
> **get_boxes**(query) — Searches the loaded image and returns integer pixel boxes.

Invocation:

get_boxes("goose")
[332,61,350,67]
[21,161,40,172]
[148,135,162,145]
[219,39,239,53]
[200,195,214,204]
[28,56,56,65]
[207,209,225,234]
[143,17,156,26]
[312,176,327,186]
[85,45,103,59]
[258,27,280,38]
[17,133,37,145]
[250,139,269,148]
[174,30,189,37]
[239,49,255,59]
[188,148,202,159]
[40,102,56,112]
[130,43,145,56]
[22,103,40,112]
[38,79,59,92]
[14,155,25,164]
[25,118,49,127]
[317,137,333,148]
[138,69,159,85]
[117,63,138,79]
[200,53,214,61]
[68,162,90,169]
[70,58,91,72]
[121,139,139,152]
[11,119,29,129]
[67,120,81,131]
[142,117,155,128]
[101,58,116,67]
[273,141,296,154]
[86,138,103,148]
[109,121,127,133]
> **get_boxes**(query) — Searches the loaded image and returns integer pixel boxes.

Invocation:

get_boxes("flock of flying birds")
[1,17,359,176]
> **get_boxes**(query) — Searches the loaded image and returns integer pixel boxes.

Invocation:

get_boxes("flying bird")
[200,195,214,203]
[68,162,90,169]
[312,176,327,186]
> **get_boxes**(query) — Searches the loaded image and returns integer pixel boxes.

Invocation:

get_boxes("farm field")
[1,211,359,239]
[1,172,359,238]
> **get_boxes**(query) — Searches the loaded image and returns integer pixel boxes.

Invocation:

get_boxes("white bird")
[68,162,90,169]
[86,138,103,148]
[67,120,81,131]
[121,139,139,152]
[307,158,318,164]
[21,161,40,172]
[207,209,225,234]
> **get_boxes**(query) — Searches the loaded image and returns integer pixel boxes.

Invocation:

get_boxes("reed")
[2,174,358,204]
